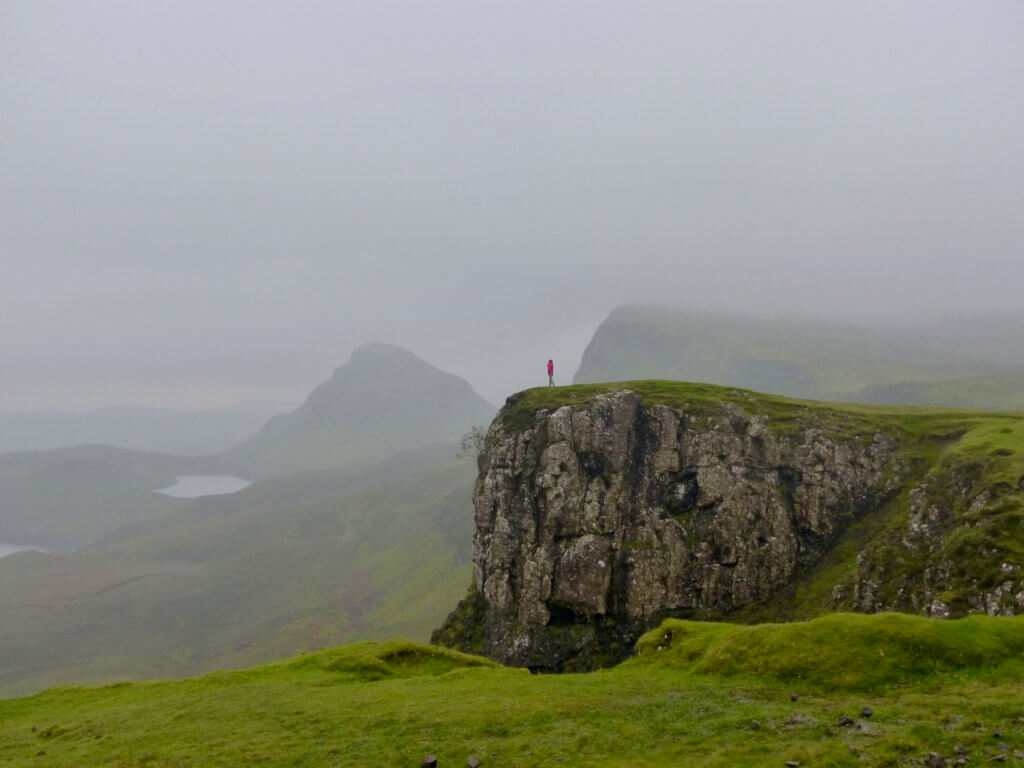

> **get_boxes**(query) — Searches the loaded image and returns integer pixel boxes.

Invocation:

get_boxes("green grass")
[634,613,1024,692]
[3,614,1024,767]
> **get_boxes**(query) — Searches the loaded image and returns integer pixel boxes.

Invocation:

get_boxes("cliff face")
[436,389,903,670]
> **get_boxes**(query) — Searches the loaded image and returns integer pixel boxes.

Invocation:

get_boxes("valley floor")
[1,615,1023,767]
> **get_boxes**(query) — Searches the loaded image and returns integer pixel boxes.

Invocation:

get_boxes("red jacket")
[547,360,554,376]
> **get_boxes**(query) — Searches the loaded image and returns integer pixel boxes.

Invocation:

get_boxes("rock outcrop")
[435,390,903,670]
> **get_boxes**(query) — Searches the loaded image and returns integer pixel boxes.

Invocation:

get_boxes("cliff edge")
[434,382,1024,670]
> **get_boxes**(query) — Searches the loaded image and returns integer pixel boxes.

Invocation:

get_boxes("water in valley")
[0,543,46,559]
[153,475,252,498]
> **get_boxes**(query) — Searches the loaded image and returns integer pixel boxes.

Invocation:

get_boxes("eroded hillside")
[435,382,1024,670]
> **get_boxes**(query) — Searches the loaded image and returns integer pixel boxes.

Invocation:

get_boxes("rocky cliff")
[434,383,1024,670]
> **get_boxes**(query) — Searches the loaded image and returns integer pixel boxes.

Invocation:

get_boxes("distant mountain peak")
[350,341,420,360]
[226,343,495,478]
[344,342,440,372]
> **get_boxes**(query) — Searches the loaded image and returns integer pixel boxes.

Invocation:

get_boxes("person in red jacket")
[547,359,555,387]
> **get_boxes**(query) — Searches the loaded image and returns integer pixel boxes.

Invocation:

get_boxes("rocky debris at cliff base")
[421,756,437,768]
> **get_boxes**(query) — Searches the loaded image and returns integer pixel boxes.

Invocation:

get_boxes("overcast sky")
[2,1,1022,409]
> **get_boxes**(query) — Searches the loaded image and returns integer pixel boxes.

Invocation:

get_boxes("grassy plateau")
[1,613,1023,767]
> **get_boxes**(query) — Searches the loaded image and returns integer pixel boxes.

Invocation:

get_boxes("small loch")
[153,475,252,499]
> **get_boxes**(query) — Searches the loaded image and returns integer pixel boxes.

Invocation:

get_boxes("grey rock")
[468,758,481,768]
[437,391,901,669]
[838,714,856,727]
[421,758,438,768]
[861,706,873,718]
[925,753,947,768]
[751,720,762,730]
[784,762,801,767]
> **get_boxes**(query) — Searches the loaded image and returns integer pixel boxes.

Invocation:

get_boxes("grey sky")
[2,1,1022,408]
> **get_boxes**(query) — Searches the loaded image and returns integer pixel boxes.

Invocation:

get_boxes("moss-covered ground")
[2,614,1023,767]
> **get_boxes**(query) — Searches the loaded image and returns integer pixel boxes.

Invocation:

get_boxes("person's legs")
[548,375,554,386]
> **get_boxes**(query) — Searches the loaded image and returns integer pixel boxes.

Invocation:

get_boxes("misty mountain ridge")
[225,342,496,478]
[0,400,294,457]
[574,305,1024,407]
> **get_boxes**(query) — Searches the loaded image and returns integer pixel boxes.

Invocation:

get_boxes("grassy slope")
[0,458,475,696]
[2,614,1023,767]
[503,381,1024,619]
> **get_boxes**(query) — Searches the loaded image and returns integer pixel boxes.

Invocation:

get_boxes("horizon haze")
[3,1,1023,409]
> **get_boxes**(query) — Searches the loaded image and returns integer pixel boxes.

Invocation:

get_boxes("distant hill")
[0,344,494,550]
[0,401,292,457]
[225,343,496,478]
[0,449,474,695]
[855,374,1024,411]
[573,306,1024,405]
[0,446,218,550]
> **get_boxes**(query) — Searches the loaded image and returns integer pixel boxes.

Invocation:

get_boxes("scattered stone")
[790,693,799,702]
[421,757,438,768]
[1014,750,1024,760]
[784,762,801,767]
[990,754,1006,763]
[954,758,968,766]
[997,743,1009,751]
[468,758,481,768]
[751,720,762,730]
[786,713,807,726]
[956,745,968,755]
[994,730,1002,738]
[861,706,873,718]
[838,714,856,728]
[925,753,947,768]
